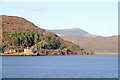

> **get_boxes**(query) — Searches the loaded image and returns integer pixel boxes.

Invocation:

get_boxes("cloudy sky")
[0,2,118,36]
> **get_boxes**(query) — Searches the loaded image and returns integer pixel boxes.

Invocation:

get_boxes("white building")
[24,49,33,54]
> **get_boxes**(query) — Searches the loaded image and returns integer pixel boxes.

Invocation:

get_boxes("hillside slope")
[2,15,86,55]
[78,36,118,53]
[2,15,45,33]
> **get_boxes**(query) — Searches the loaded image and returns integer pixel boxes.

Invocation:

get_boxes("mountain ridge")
[47,28,90,35]
[48,28,118,53]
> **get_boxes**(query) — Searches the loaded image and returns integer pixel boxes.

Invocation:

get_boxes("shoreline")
[95,52,118,55]
[0,53,37,56]
[0,53,118,56]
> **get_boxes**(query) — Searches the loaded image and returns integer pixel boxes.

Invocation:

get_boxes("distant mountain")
[47,28,90,35]
[48,28,118,53]
[78,36,118,53]
[48,28,96,42]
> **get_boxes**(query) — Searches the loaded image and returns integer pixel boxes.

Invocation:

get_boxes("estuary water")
[2,55,118,78]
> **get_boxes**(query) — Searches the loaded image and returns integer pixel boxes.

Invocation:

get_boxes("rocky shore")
[0,49,94,56]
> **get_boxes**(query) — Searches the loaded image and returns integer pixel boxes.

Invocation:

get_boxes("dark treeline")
[3,31,67,51]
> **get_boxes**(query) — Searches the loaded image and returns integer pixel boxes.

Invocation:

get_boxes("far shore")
[95,52,118,55]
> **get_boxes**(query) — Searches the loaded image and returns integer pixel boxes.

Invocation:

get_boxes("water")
[2,55,118,78]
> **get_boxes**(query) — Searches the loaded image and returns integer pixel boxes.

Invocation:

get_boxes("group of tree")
[3,31,67,51]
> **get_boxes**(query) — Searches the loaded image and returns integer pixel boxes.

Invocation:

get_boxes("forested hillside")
[2,15,89,55]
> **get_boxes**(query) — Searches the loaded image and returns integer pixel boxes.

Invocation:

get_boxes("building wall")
[24,49,33,54]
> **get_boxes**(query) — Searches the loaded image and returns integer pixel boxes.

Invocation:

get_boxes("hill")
[49,28,118,53]
[78,36,118,53]
[2,15,91,55]
[48,28,96,43]
[2,15,45,33]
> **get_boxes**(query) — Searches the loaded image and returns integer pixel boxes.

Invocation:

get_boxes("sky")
[1,0,119,2]
[0,2,118,36]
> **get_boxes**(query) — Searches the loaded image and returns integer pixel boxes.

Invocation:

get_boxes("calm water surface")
[2,55,118,78]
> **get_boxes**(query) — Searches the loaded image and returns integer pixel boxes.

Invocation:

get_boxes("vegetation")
[3,31,68,52]
[1,15,94,55]
[3,31,42,50]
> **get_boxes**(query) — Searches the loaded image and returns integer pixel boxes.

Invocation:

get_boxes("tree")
[34,33,39,44]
